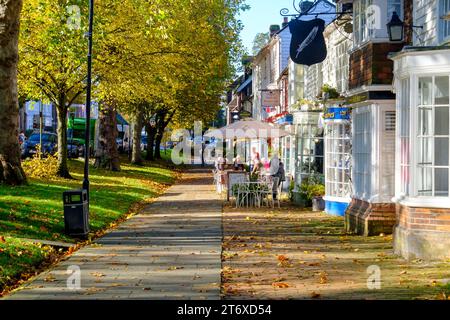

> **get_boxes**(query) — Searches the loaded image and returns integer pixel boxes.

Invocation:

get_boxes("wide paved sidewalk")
[5,168,222,300]
[222,206,450,300]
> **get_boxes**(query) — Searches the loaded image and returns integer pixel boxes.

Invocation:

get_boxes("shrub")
[22,147,58,179]
[306,184,325,199]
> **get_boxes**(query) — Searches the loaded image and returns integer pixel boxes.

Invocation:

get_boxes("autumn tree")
[18,1,89,178]
[0,0,26,185]
[252,32,269,55]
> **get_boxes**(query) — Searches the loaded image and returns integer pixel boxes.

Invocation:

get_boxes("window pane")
[400,137,409,165]
[419,77,433,105]
[401,166,409,194]
[435,138,449,166]
[418,138,432,165]
[418,167,433,196]
[435,168,449,196]
[435,76,449,104]
[418,107,432,136]
[435,107,449,135]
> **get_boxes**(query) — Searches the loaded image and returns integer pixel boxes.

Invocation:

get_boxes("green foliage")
[306,184,325,198]
[320,84,341,100]
[252,32,270,55]
[298,175,325,203]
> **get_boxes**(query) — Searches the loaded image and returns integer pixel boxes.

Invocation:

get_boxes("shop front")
[391,47,450,260]
[323,106,352,216]
[292,109,324,185]
[344,97,397,235]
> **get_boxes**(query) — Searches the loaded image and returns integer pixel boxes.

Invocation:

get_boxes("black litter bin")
[63,189,89,237]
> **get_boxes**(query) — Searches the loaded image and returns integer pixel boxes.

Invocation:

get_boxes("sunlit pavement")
[222,207,450,300]
[5,168,450,300]
[5,168,222,300]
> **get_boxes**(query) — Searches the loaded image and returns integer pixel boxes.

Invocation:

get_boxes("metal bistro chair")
[232,175,249,208]
[257,176,272,208]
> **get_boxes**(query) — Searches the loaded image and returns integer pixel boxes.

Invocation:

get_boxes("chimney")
[270,24,281,37]
[282,17,289,28]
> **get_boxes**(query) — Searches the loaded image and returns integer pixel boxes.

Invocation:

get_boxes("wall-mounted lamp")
[387,11,423,42]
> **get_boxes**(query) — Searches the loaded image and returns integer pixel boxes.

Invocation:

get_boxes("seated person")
[233,155,244,171]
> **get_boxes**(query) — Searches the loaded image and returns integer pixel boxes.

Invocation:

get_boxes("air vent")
[385,111,396,131]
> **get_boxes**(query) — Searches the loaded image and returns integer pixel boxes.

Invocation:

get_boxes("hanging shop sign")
[266,112,294,125]
[323,107,351,121]
[288,18,327,66]
[261,90,280,107]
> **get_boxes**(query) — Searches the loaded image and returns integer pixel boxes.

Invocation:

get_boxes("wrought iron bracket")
[280,0,352,19]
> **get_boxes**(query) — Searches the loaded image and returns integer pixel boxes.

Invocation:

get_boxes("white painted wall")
[413,0,440,46]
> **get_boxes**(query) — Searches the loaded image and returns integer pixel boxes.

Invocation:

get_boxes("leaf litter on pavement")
[221,205,450,300]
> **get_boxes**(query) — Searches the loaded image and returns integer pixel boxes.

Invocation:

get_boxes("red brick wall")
[345,198,396,236]
[349,42,404,90]
[396,205,450,233]
[404,0,413,45]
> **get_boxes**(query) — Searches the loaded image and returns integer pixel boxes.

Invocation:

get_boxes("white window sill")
[324,196,352,203]
[392,196,450,209]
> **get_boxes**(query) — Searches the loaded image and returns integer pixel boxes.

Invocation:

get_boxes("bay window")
[399,78,410,195]
[325,122,352,198]
[417,76,450,197]
[398,75,450,200]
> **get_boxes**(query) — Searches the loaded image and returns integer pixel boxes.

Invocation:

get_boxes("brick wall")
[348,43,404,90]
[345,198,396,236]
[404,0,413,45]
[396,205,450,233]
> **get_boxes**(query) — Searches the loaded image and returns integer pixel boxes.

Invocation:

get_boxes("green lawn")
[0,157,176,292]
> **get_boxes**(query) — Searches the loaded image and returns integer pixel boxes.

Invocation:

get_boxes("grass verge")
[0,156,177,295]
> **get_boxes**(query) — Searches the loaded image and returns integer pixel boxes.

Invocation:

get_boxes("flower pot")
[312,196,325,211]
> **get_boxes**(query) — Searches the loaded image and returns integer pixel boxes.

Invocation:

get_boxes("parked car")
[21,132,57,159]
[68,140,85,159]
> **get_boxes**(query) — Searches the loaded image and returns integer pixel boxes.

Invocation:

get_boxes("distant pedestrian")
[18,131,26,145]
[269,152,281,199]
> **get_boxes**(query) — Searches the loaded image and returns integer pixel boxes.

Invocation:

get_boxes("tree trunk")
[56,98,71,178]
[145,124,156,161]
[154,109,175,160]
[154,130,163,160]
[131,113,143,165]
[96,102,120,171]
[0,0,26,185]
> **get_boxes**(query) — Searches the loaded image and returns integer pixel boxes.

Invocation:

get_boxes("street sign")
[261,90,280,107]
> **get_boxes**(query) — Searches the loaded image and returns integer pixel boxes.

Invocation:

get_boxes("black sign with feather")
[288,18,327,66]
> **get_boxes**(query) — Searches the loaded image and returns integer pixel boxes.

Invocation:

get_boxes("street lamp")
[387,11,423,42]
[387,12,404,41]
[83,0,94,200]
[63,0,94,239]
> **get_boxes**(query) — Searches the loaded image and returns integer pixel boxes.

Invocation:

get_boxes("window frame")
[439,0,450,43]
[296,122,325,184]
[401,74,450,201]
[324,121,352,199]
[353,109,372,200]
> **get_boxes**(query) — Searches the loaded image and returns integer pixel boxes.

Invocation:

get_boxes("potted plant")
[308,184,325,212]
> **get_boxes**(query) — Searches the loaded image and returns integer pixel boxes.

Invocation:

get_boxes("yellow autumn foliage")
[22,147,58,179]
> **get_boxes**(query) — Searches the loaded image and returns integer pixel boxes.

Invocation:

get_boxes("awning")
[236,76,252,93]
[116,113,129,126]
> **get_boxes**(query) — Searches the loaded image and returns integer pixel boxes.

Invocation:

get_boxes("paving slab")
[4,168,222,300]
